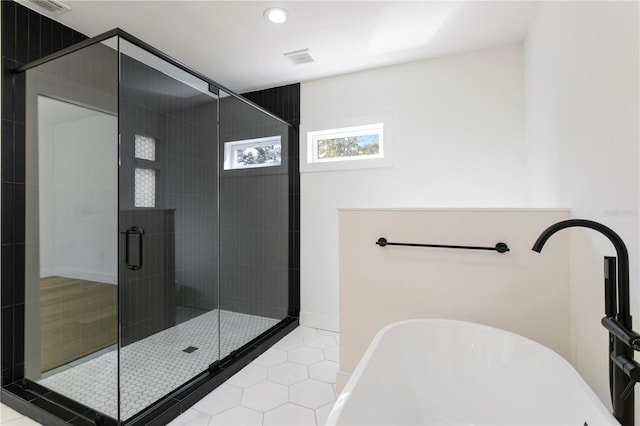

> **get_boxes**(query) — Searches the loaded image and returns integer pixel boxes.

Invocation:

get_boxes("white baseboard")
[299,310,339,332]
[40,267,54,278]
[50,268,117,285]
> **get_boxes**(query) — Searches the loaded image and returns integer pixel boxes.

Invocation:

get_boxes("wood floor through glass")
[40,276,117,372]
[37,310,279,420]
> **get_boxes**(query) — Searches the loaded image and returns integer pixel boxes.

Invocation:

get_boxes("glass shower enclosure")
[19,29,294,424]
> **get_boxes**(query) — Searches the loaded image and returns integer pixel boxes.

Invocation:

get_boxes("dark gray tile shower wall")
[242,85,301,318]
[119,55,219,344]
[219,96,290,319]
[1,0,88,386]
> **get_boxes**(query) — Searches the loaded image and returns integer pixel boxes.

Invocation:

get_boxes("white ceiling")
[21,0,539,93]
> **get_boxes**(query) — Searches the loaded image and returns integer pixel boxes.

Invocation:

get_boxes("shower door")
[20,29,294,424]
[23,36,120,418]
[117,39,221,421]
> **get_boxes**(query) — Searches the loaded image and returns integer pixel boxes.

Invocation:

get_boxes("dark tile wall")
[243,84,301,126]
[238,84,300,318]
[218,97,289,319]
[119,55,219,344]
[1,0,87,386]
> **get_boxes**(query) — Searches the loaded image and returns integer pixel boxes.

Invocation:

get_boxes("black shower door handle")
[123,226,144,270]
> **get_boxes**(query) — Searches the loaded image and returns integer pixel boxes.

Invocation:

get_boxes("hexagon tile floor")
[0,326,339,426]
[168,326,340,426]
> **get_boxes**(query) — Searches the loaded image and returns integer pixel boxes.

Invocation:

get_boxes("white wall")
[300,46,525,331]
[39,108,118,284]
[39,121,55,275]
[524,1,639,408]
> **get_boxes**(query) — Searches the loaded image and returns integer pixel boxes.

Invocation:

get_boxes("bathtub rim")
[326,317,616,426]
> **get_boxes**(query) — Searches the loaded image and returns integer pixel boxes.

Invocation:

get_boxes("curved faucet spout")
[532,218,634,425]
[532,219,630,316]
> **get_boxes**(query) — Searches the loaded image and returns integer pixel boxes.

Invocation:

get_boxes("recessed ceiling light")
[264,7,288,24]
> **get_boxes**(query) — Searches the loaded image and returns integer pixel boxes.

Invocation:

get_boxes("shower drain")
[182,346,198,353]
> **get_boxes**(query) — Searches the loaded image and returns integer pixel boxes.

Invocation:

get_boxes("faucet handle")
[611,354,640,400]
[602,317,640,351]
[611,354,640,380]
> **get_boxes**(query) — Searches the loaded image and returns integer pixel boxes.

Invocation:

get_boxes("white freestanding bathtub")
[327,319,618,425]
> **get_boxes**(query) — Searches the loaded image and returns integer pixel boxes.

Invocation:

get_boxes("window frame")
[310,123,384,164]
[300,113,393,173]
[223,135,282,170]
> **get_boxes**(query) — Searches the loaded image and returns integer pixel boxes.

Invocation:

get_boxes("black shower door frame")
[2,27,300,426]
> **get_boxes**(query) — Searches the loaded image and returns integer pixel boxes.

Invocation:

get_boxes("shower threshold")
[37,309,278,420]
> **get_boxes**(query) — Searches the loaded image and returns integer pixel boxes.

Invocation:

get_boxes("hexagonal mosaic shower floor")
[38,310,279,420]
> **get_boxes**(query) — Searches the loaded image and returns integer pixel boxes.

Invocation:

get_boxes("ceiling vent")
[27,0,70,14]
[284,49,314,65]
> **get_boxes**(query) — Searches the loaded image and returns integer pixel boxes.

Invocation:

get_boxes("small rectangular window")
[224,136,282,170]
[308,123,383,164]
[134,168,155,208]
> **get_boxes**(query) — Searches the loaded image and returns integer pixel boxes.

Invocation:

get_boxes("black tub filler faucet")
[532,219,640,426]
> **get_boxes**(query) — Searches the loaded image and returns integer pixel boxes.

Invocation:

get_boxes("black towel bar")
[375,237,509,253]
